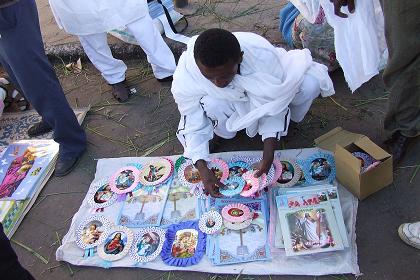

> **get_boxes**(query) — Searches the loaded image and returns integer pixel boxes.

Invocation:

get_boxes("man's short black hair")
[194,28,241,68]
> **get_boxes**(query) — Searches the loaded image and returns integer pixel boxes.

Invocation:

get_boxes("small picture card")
[275,158,302,188]
[97,225,134,262]
[231,156,275,186]
[278,204,344,256]
[87,177,117,210]
[161,177,199,226]
[178,161,203,191]
[75,215,111,250]
[199,211,222,234]
[129,227,166,263]
[138,158,173,186]
[208,158,229,182]
[219,176,245,197]
[109,166,140,194]
[299,152,336,185]
[118,177,171,227]
[161,221,206,267]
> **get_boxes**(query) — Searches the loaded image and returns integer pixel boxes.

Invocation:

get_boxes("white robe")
[290,0,388,92]
[48,0,149,35]
[172,32,334,163]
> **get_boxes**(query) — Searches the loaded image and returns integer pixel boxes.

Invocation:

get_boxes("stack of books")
[275,184,349,256]
[0,140,58,237]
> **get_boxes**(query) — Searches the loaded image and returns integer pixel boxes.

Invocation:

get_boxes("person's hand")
[254,158,273,178]
[254,137,276,178]
[195,160,224,198]
[330,0,355,18]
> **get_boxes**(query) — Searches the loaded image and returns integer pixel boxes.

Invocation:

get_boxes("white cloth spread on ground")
[172,32,334,163]
[48,0,148,35]
[290,0,388,92]
[55,149,360,276]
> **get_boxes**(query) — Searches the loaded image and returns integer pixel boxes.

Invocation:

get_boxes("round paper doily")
[219,176,245,197]
[87,177,117,209]
[199,211,223,234]
[223,218,252,231]
[276,158,302,188]
[75,215,111,250]
[129,227,166,263]
[97,225,134,262]
[138,158,173,186]
[109,166,140,194]
[240,171,260,197]
[221,203,252,223]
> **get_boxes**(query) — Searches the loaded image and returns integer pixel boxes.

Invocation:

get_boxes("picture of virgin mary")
[0,147,36,198]
[104,232,126,255]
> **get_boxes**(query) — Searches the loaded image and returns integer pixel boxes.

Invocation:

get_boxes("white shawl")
[172,32,334,137]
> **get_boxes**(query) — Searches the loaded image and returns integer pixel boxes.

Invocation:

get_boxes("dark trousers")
[0,0,86,157]
[0,223,35,280]
[382,0,420,138]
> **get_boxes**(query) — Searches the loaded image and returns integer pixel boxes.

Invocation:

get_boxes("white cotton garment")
[290,0,388,92]
[48,0,149,35]
[171,32,334,162]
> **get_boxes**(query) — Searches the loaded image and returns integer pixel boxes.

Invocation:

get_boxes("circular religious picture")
[87,178,117,209]
[97,226,133,262]
[228,161,250,178]
[300,153,336,184]
[221,203,251,223]
[129,227,165,263]
[275,159,301,188]
[170,229,199,259]
[208,159,229,182]
[240,171,260,197]
[219,177,245,197]
[139,158,173,186]
[75,215,111,250]
[199,211,222,234]
[184,165,201,184]
[309,158,332,181]
[110,166,140,194]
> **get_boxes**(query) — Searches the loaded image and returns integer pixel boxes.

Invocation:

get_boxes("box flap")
[315,127,365,152]
[355,137,391,161]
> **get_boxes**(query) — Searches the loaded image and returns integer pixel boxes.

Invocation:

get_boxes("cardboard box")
[315,127,393,200]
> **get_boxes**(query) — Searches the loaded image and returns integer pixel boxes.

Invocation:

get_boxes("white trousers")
[201,74,320,139]
[78,13,176,84]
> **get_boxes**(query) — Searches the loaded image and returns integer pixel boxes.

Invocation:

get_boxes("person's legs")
[0,0,86,174]
[0,223,35,280]
[381,0,420,162]
[78,33,127,85]
[126,14,176,80]
[200,96,237,139]
[289,74,320,122]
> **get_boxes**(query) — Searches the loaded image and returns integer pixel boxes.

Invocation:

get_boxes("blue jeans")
[0,0,86,157]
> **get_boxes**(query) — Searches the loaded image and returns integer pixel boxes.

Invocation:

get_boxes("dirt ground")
[6,0,420,280]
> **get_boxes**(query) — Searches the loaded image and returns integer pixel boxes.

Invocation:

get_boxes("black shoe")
[55,154,82,177]
[384,131,411,166]
[157,76,173,83]
[111,80,130,103]
[27,121,52,137]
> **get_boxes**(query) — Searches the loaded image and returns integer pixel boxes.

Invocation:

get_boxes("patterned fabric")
[291,8,339,72]
[0,107,89,147]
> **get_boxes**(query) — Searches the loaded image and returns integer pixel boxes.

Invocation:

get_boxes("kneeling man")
[172,28,334,197]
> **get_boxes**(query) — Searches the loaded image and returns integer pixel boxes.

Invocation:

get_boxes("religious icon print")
[278,161,295,184]
[184,165,201,184]
[170,229,199,259]
[115,170,135,190]
[309,158,332,181]
[81,221,104,245]
[94,183,113,204]
[103,231,127,255]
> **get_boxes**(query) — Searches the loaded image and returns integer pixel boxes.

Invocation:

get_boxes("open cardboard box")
[315,127,393,200]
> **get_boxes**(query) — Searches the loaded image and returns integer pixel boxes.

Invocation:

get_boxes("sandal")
[0,77,30,112]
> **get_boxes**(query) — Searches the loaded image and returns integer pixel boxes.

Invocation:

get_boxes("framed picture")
[299,152,336,185]
[161,221,206,267]
[109,166,140,195]
[97,226,134,262]
[75,215,111,256]
[138,158,173,186]
[87,177,117,210]
[129,227,166,263]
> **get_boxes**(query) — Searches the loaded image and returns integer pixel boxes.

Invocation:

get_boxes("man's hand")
[254,137,276,178]
[330,0,355,18]
[195,160,224,198]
